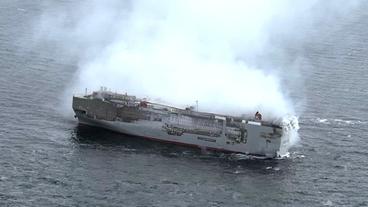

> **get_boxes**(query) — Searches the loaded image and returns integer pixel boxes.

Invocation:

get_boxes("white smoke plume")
[36,0,361,126]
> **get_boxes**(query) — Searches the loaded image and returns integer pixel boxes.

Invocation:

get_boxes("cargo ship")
[72,89,298,158]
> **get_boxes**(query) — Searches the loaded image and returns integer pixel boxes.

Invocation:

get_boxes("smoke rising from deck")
[36,0,362,146]
[66,0,301,120]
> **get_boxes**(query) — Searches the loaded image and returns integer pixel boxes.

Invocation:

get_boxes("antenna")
[196,100,198,112]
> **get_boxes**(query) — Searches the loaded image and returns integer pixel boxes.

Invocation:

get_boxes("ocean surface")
[1,1,368,206]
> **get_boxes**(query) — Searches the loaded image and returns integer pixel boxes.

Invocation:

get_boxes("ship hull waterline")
[75,113,287,158]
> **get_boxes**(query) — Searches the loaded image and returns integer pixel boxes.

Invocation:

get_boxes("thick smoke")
[59,0,298,120]
[36,0,361,124]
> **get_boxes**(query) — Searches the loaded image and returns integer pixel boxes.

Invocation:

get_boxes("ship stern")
[276,116,300,158]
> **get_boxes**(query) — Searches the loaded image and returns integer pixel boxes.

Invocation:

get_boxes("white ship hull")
[76,113,289,158]
[73,90,293,158]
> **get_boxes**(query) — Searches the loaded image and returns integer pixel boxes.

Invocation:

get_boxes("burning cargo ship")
[72,89,298,158]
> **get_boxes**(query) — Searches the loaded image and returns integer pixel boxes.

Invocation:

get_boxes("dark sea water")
[1,1,368,207]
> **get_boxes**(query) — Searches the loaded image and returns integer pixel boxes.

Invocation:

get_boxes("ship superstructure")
[72,89,294,158]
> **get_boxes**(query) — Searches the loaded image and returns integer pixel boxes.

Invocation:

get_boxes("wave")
[314,118,367,126]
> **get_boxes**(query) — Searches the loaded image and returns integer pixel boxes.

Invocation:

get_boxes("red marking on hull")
[139,134,241,154]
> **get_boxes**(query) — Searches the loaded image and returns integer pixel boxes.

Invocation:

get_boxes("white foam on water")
[315,117,366,126]
[317,118,329,123]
